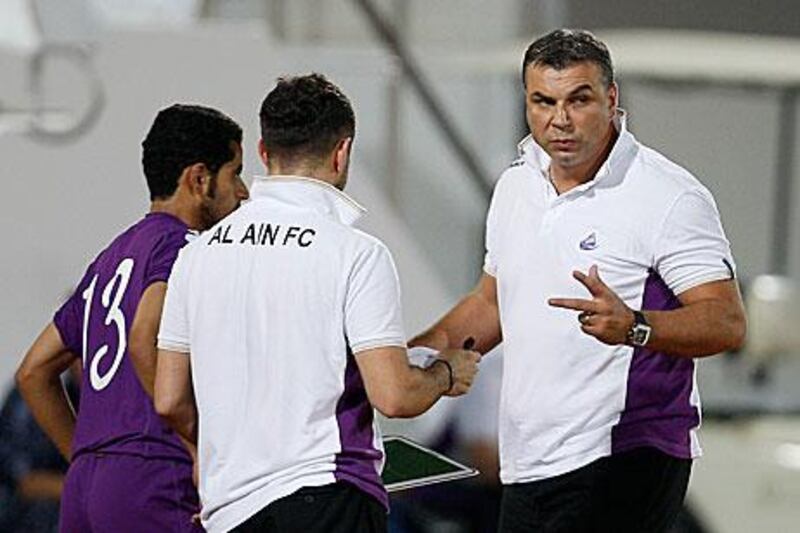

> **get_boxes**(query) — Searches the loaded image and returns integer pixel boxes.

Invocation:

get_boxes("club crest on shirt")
[579,232,598,251]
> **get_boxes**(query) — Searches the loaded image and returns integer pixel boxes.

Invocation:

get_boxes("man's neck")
[149,199,201,229]
[268,166,342,190]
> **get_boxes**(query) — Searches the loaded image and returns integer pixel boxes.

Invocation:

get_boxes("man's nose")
[552,103,571,129]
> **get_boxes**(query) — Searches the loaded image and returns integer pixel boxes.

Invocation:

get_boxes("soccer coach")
[411,30,746,532]
[154,73,480,533]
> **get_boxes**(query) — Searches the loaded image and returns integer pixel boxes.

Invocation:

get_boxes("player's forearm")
[129,281,169,399]
[178,435,197,461]
[174,417,198,446]
[129,344,157,398]
[15,324,77,461]
[410,292,501,354]
[643,299,746,357]
[162,408,198,445]
[154,350,198,444]
[155,397,198,445]
[376,363,451,418]
[16,373,76,461]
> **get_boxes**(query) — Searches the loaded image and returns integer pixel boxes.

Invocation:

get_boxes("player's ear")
[183,163,208,196]
[333,137,352,175]
[258,139,269,168]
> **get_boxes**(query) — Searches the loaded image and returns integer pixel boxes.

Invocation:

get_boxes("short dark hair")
[259,73,355,165]
[142,104,242,200]
[522,29,614,88]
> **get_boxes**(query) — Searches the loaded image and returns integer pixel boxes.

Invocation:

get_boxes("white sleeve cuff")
[350,335,407,354]
[670,269,733,297]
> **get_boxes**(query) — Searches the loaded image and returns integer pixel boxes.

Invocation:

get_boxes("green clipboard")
[381,435,479,493]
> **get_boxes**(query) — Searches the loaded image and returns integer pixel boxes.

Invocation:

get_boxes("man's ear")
[258,139,269,168]
[181,162,208,197]
[333,137,352,175]
[607,82,619,114]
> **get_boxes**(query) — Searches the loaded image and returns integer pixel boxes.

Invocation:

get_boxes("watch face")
[632,325,651,346]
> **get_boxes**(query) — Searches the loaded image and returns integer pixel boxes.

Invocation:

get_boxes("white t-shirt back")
[159,176,406,532]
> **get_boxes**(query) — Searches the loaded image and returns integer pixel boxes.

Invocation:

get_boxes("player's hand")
[436,348,480,396]
[548,265,635,345]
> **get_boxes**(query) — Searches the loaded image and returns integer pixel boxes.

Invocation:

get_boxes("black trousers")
[232,482,387,533]
[498,447,692,533]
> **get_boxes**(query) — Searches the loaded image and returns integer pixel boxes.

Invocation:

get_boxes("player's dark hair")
[259,73,355,165]
[141,104,242,200]
[522,29,614,88]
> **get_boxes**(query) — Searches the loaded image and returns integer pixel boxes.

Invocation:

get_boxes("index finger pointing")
[548,297,596,312]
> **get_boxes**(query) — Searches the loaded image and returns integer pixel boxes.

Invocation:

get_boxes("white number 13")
[81,258,135,391]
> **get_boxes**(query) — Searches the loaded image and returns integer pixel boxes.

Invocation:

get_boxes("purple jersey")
[54,213,193,462]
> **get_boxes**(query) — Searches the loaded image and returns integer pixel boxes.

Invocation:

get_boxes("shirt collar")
[249,175,367,226]
[516,109,637,189]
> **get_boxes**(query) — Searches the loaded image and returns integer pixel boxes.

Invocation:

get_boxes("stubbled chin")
[551,153,578,166]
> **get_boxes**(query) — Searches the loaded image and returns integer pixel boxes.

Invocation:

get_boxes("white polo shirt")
[485,112,736,485]
[158,176,406,532]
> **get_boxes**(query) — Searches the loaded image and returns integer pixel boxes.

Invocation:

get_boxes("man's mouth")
[550,139,576,150]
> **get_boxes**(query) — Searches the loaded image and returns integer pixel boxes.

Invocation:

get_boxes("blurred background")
[1,1,800,531]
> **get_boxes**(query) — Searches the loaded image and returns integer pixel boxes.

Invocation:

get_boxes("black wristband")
[433,359,454,393]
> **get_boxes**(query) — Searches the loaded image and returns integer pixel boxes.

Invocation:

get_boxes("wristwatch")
[626,310,651,347]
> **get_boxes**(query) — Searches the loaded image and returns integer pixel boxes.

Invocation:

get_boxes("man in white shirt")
[154,73,480,533]
[411,29,746,532]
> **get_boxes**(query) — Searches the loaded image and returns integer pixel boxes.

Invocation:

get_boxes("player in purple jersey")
[15,104,249,532]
